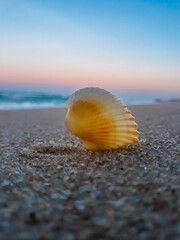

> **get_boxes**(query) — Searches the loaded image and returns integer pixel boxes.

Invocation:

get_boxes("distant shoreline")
[0,99,179,111]
[0,88,179,111]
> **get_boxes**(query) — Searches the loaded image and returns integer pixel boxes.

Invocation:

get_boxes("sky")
[0,0,180,93]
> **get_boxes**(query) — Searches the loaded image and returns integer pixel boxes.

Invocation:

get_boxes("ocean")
[0,89,69,110]
[0,88,179,110]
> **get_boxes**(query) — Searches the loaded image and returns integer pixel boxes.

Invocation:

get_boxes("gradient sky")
[0,0,180,92]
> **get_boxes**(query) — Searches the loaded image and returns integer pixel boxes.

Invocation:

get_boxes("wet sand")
[0,102,180,240]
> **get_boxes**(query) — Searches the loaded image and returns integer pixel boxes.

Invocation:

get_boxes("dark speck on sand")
[0,102,180,240]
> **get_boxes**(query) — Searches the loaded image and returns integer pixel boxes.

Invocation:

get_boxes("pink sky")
[1,63,179,92]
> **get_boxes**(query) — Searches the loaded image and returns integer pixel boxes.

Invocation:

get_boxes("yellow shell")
[65,87,139,150]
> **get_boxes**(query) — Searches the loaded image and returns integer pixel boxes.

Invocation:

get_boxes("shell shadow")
[30,142,86,155]
[20,140,144,158]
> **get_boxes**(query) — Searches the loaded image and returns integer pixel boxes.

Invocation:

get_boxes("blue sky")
[0,0,180,92]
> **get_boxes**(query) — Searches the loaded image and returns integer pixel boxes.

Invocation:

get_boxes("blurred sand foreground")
[0,102,180,240]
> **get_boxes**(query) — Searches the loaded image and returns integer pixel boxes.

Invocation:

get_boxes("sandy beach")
[0,102,180,240]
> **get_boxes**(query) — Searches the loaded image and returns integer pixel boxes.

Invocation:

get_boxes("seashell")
[65,87,139,150]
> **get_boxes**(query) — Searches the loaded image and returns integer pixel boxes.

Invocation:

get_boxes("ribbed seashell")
[65,87,139,150]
